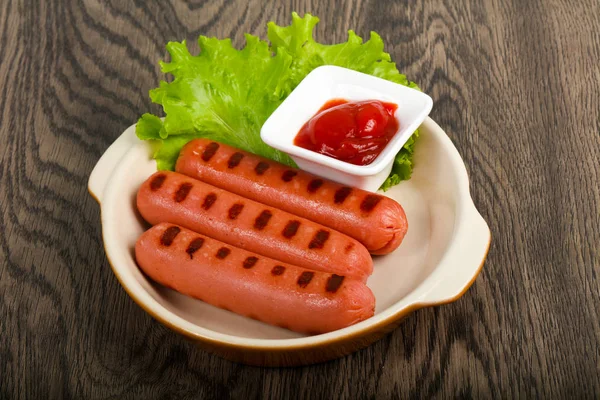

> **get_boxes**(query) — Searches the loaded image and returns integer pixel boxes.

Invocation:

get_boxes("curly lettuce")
[137,12,420,189]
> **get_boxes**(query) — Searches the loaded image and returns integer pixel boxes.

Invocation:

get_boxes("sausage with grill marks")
[175,139,408,254]
[137,171,373,281]
[136,223,375,334]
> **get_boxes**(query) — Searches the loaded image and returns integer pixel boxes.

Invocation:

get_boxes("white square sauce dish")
[261,65,433,192]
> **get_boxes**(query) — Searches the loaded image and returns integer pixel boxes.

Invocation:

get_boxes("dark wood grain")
[1,0,599,398]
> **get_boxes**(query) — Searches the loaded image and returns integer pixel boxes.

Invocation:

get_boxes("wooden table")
[1,0,598,398]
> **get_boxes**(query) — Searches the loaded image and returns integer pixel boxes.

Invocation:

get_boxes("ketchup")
[294,99,399,166]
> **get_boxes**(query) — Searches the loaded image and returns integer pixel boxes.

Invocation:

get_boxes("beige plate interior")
[88,117,490,356]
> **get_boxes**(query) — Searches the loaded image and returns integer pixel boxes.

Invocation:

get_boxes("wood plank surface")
[1,0,599,398]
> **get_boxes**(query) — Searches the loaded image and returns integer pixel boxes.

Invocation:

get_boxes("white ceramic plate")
[88,117,490,366]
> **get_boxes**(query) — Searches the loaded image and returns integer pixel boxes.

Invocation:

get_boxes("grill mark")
[185,238,205,259]
[201,142,219,161]
[160,226,181,246]
[282,220,300,238]
[227,152,244,168]
[254,210,272,230]
[344,242,355,253]
[255,161,270,175]
[150,174,166,191]
[308,230,330,249]
[334,187,352,204]
[216,247,231,259]
[297,271,315,288]
[326,274,345,293]
[202,193,217,210]
[174,182,193,202]
[360,194,383,212]
[281,170,297,182]
[271,265,286,276]
[228,203,244,220]
[307,179,324,193]
[243,256,259,269]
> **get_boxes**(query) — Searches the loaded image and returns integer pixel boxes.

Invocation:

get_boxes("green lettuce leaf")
[137,34,295,170]
[379,128,419,191]
[267,13,420,94]
[137,12,421,189]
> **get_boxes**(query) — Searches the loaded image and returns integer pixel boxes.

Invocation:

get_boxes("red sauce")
[294,99,399,166]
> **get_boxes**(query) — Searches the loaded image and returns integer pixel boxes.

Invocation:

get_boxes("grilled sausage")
[137,171,373,281]
[175,139,408,254]
[136,223,375,334]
